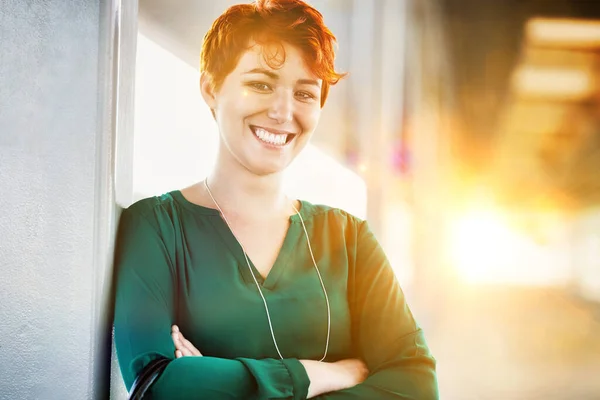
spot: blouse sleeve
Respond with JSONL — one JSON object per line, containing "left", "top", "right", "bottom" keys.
{"left": 113, "top": 205, "right": 310, "bottom": 400}
{"left": 315, "top": 220, "right": 439, "bottom": 399}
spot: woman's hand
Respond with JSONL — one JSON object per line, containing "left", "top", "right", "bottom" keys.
{"left": 331, "top": 358, "right": 369, "bottom": 389}
{"left": 300, "top": 358, "right": 369, "bottom": 398}
{"left": 171, "top": 325, "right": 202, "bottom": 358}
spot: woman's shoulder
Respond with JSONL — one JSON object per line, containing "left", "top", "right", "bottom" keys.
{"left": 124, "top": 191, "right": 177, "bottom": 216}
{"left": 299, "top": 200, "right": 366, "bottom": 232}
{"left": 119, "top": 191, "right": 188, "bottom": 232}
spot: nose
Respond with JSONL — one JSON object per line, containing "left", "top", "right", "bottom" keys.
{"left": 267, "top": 88, "right": 293, "bottom": 124}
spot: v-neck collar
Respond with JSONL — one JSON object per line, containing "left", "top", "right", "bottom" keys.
{"left": 208, "top": 210, "right": 303, "bottom": 291}
{"left": 170, "top": 190, "right": 314, "bottom": 290}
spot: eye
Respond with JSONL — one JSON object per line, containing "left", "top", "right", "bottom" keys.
{"left": 295, "top": 91, "right": 317, "bottom": 101}
{"left": 247, "top": 82, "right": 273, "bottom": 92}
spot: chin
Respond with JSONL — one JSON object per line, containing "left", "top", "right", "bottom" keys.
{"left": 252, "top": 164, "right": 288, "bottom": 177}
{"left": 248, "top": 158, "right": 293, "bottom": 176}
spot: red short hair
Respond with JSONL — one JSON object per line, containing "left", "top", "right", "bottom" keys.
{"left": 200, "top": 0, "right": 346, "bottom": 107}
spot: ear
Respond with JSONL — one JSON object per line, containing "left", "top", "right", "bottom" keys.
{"left": 200, "top": 72, "right": 217, "bottom": 111}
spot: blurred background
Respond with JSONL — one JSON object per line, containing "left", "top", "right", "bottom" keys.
{"left": 129, "top": 0, "right": 600, "bottom": 398}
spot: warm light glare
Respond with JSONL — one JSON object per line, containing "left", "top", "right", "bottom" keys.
{"left": 512, "top": 66, "right": 595, "bottom": 100}
{"left": 447, "top": 208, "right": 573, "bottom": 285}
{"left": 448, "top": 210, "right": 516, "bottom": 283}
{"left": 527, "top": 17, "right": 600, "bottom": 49}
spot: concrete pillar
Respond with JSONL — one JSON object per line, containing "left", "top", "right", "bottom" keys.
{"left": 0, "top": 0, "right": 135, "bottom": 398}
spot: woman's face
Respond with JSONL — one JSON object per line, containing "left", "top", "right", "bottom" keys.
{"left": 201, "top": 42, "right": 323, "bottom": 176}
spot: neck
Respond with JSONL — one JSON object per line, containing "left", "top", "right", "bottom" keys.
{"left": 205, "top": 159, "right": 293, "bottom": 222}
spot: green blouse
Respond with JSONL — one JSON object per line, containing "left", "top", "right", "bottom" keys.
{"left": 113, "top": 190, "right": 438, "bottom": 399}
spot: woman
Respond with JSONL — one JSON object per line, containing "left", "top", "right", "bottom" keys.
{"left": 113, "top": 0, "right": 438, "bottom": 398}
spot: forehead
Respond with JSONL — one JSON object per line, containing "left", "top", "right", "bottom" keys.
{"left": 233, "top": 41, "right": 319, "bottom": 81}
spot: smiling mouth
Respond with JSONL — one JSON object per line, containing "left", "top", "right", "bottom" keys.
{"left": 250, "top": 125, "right": 297, "bottom": 147}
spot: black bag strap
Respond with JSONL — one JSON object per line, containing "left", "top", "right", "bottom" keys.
{"left": 128, "top": 357, "right": 171, "bottom": 400}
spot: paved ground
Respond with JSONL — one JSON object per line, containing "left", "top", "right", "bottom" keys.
{"left": 419, "top": 285, "right": 600, "bottom": 399}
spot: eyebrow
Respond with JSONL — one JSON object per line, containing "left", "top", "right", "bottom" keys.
{"left": 243, "top": 68, "right": 321, "bottom": 87}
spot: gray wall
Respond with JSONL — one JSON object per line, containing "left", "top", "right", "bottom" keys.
{"left": 0, "top": 0, "right": 121, "bottom": 398}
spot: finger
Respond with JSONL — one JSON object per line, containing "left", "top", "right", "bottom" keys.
{"left": 175, "top": 330, "right": 202, "bottom": 357}
{"left": 172, "top": 332, "right": 189, "bottom": 357}
{"left": 172, "top": 328, "right": 202, "bottom": 357}
{"left": 181, "top": 336, "right": 202, "bottom": 356}
{"left": 171, "top": 332, "right": 182, "bottom": 348}
{"left": 178, "top": 342, "right": 194, "bottom": 357}
{"left": 175, "top": 349, "right": 183, "bottom": 358}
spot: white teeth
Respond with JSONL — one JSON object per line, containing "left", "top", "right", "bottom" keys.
{"left": 254, "top": 128, "right": 288, "bottom": 146}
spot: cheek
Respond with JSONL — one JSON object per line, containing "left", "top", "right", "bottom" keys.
{"left": 216, "top": 98, "right": 248, "bottom": 130}
{"left": 298, "top": 106, "right": 322, "bottom": 132}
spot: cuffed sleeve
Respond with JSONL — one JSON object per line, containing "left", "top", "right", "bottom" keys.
{"left": 239, "top": 357, "right": 310, "bottom": 400}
